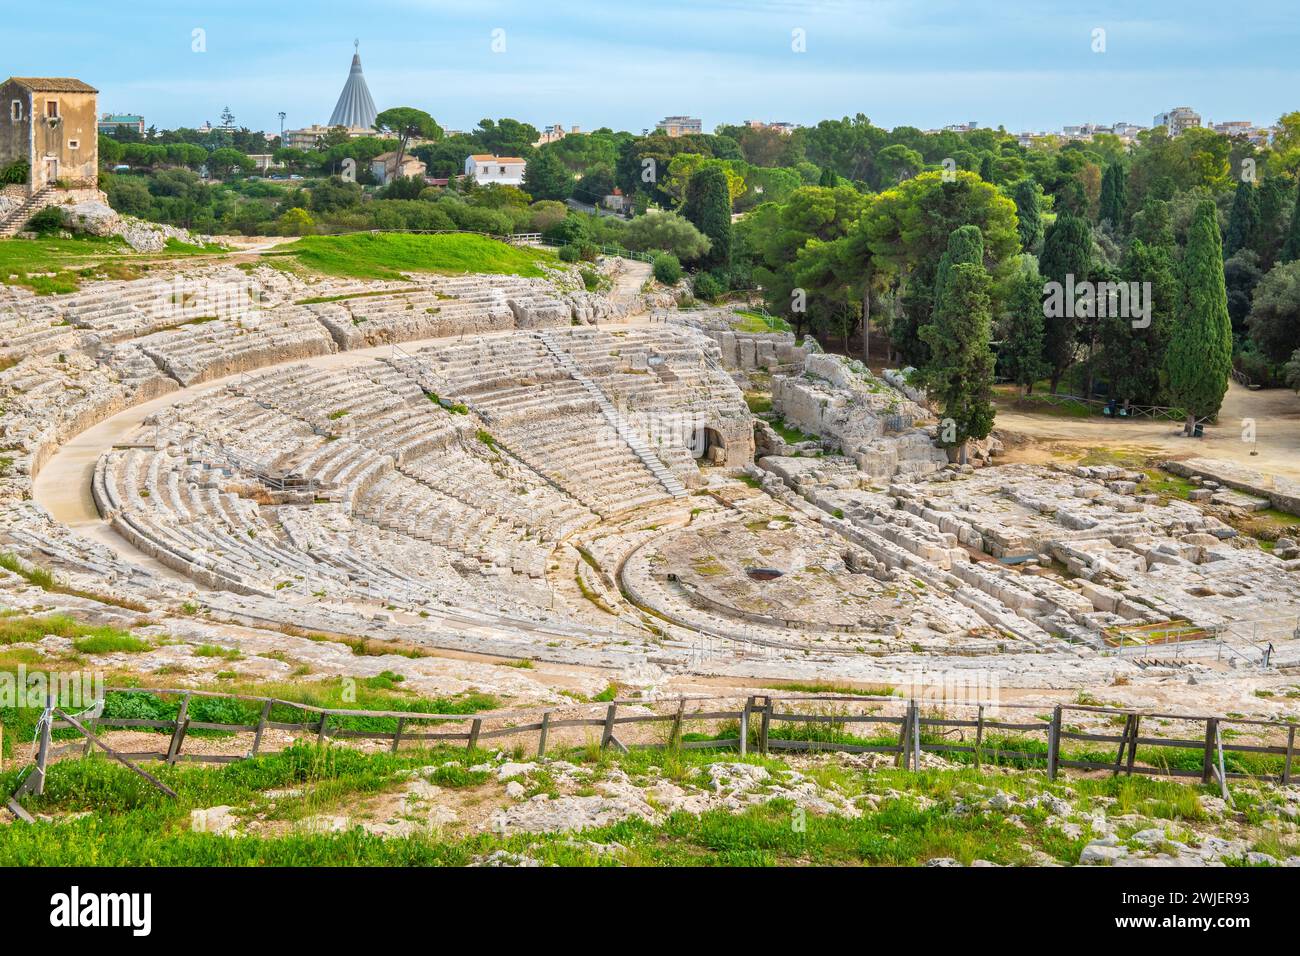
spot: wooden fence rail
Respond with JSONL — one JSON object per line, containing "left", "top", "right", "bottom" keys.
{"left": 7, "top": 689, "right": 1295, "bottom": 820}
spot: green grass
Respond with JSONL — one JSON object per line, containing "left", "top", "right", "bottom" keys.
{"left": 770, "top": 418, "right": 819, "bottom": 445}
{"left": 0, "top": 234, "right": 222, "bottom": 294}
{"left": 276, "top": 233, "right": 557, "bottom": 281}
{"left": 71, "top": 632, "right": 152, "bottom": 655}
{"left": 732, "top": 309, "right": 792, "bottom": 334}
{"left": 744, "top": 392, "right": 773, "bottom": 414}
{"left": 0, "top": 734, "right": 1279, "bottom": 867}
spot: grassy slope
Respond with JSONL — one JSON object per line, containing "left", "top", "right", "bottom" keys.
{"left": 0, "top": 235, "right": 223, "bottom": 294}
{"left": 0, "top": 741, "right": 1287, "bottom": 866}
{"left": 275, "top": 233, "right": 557, "bottom": 281}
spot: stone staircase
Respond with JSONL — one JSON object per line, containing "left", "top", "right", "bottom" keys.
{"left": 0, "top": 186, "right": 55, "bottom": 239}
{"left": 538, "top": 330, "right": 688, "bottom": 499}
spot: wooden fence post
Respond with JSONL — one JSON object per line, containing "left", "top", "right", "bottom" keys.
{"left": 537, "top": 711, "right": 550, "bottom": 757}
{"left": 895, "top": 703, "right": 911, "bottom": 770}
{"left": 759, "top": 699, "right": 772, "bottom": 756}
{"left": 974, "top": 705, "right": 985, "bottom": 770}
{"left": 1113, "top": 714, "right": 1134, "bottom": 777}
{"left": 250, "top": 699, "right": 273, "bottom": 758}
{"left": 33, "top": 694, "right": 53, "bottom": 797}
{"left": 1047, "top": 706, "right": 1062, "bottom": 781}
{"left": 670, "top": 698, "right": 685, "bottom": 751}
{"left": 911, "top": 701, "right": 922, "bottom": 769}
{"left": 1283, "top": 725, "right": 1295, "bottom": 786}
{"left": 739, "top": 697, "right": 753, "bottom": 756}
{"left": 1201, "top": 718, "right": 1218, "bottom": 784}
{"left": 165, "top": 694, "right": 191, "bottom": 766}
{"left": 600, "top": 704, "right": 617, "bottom": 749}
{"left": 391, "top": 718, "right": 405, "bottom": 755}
{"left": 316, "top": 713, "right": 330, "bottom": 746}
{"left": 1125, "top": 715, "right": 1140, "bottom": 776}
{"left": 467, "top": 718, "right": 482, "bottom": 751}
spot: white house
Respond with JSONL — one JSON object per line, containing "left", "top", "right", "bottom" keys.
{"left": 464, "top": 154, "right": 526, "bottom": 187}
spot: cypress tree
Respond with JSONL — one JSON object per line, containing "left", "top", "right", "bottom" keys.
{"left": 1166, "top": 200, "right": 1233, "bottom": 434}
{"left": 1011, "top": 178, "right": 1043, "bottom": 251}
{"left": 999, "top": 256, "right": 1048, "bottom": 396}
{"left": 1099, "top": 163, "right": 1127, "bottom": 228}
{"left": 1038, "top": 212, "right": 1092, "bottom": 392}
{"left": 920, "top": 249, "right": 996, "bottom": 463}
{"left": 979, "top": 153, "right": 996, "bottom": 184}
{"left": 683, "top": 165, "right": 733, "bottom": 273}
{"left": 1281, "top": 180, "right": 1300, "bottom": 265}
{"left": 1224, "top": 180, "right": 1259, "bottom": 256}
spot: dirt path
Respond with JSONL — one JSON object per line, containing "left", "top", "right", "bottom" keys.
{"left": 994, "top": 382, "right": 1300, "bottom": 480}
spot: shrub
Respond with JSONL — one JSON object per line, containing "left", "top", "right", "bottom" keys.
{"left": 558, "top": 244, "right": 581, "bottom": 263}
{"left": 652, "top": 252, "right": 682, "bottom": 286}
{"left": 691, "top": 270, "right": 724, "bottom": 301}
{"left": 0, "top": 160, "right": 30, "bottom": 185}
{"left": 26, "top": 205, "right": 67, "bottom": 234}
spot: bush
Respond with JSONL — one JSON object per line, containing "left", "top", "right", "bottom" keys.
{"left": 652, "top": 252, "right": 682, "bottom": 285}
{"left": 691, "top": 270, "right": 724, "bottom": 301}
{"left": 558, "top": 244, "right": 581, "bottom": 263}
{"left": 25, "top": 205, "right": 66, "bottom": 234}
{"left": 579, "top": 267, "right": 600, "bottom": 291}
{"left": 0, "top": 160, "right": 30, "bottom": 185}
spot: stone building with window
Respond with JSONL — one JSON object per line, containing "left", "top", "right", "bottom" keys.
{"left": 1, "top": 77, "right": 99, "bottom": 193}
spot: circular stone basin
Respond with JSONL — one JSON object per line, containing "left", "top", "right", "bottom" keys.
{"left": 746, "top": 567, "right": 784, "bottom": 581}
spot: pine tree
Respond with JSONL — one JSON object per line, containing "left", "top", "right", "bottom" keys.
{"left": 920, "top": 229, "right": 997, "bottom": 462}
{"left": 522, "top": 148, "right": 573, "bottom": 202}
{"left": 683, "top": 165, "right": 733, "bottom": 273}
{"left": 1011, "top": 178, "right": 1043, "bottom": 251}
{"left": 999, "top": 257, "right": 1048, "bottom": 396}
{"left": 1281, "top": 180, "right": 1300, "bottom": 265}
{"left": 1166, "top": 200, "right": 1233, "bottom": 434}
{"left": 1099, "top": 163, "right": 1127, "bottom": 228}
{"left": 1224, "top": 180, "right": 1259, "bottom": 256}
{"left": 1038, "top": 212, "right": 1092, "bottom": 392}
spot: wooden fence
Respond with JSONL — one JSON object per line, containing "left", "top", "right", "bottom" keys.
{"left": 6, "top": 689, "right": 1295, "bottom": 819}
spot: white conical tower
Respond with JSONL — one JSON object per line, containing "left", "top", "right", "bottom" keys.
{"left": 328, "top": 40, "right": 378, "bottom": 130}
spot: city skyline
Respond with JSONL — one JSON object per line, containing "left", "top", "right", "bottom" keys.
{"left": 2, "top": 0, "right": 1298, "bottom": 136}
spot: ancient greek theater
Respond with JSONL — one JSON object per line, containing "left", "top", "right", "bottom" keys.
{"left": 5, "top": 245, "right": 1298, "bottom": 704}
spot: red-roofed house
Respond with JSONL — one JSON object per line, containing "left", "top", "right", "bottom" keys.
{"left": 464, "top": 154, "right": 526, "bottom": 187}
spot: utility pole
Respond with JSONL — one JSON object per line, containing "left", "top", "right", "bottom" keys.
{"left": 278, "top": 111, "right": 286, "bottom": 147}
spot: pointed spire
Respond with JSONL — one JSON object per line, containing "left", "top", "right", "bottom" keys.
{"left": 329, "top": 42, "right": 377, "bottom": 130}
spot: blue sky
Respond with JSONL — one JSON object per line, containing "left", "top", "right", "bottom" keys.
{"left": 3, "top": 0, "right": 1297, "bottom": 135}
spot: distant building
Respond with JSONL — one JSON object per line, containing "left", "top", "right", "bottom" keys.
{"left": 245, "top": 154, "right": 283, "bottom": 174}
{"left": 534, "top": 124, "right": 580, "bottom": 146}
{"left": 744, "top": 119, "right": 800, "bottom": 134}
{"left": 656, "top": 115, "right": 702, "bottom": 137}
{"left": 1153, "top": 107, "right": 1201, "bottom": 137}
{"left": 283, "top": 124, "right": 372, "bottom": 150}
{"left": 0, "top": 76, "right": 99, "bottom": 193}
{"left": 370, "top": 151, "right": 427, "bottom": 185}
{"left": 465, "top": 154, "right": 526, "bottom": 187}
{"left": 98, "top": 113, "right": 145, "bottom": 137}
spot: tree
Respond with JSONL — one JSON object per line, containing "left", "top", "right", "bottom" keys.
{"left": 522, "top": 148, "right": 572, "bottom": 202}
{"left": 919, "top": 238, "right": 996, "bottom": 462}
{"left": 1224, "top": 180, "right": 1259, "bottom": 256}
{"left": 1038, "top": 212, "right": 1092, "bottom": 392}
{"left": 998, "top": 256, "right": 1048, "bottom": 396}
{"left": 207, "top": 147, "right": 251, "bottom": 179}
{"left": 1246, "top": 259, "right": 1300, "bottom": 362}
{"left": 853, "top": 170, "right": 1019, "bottom": 367}
{"left": 620, "top": 210, "right": 711, "bottom": 262}
{"left": 373, "top": 107, "right": 442, "bottom": 182}
{"left": 1131, "top": 197, "right": 1176, "bottom": 250}
{"left": 1099, "top": 163, "right": 1127, "bottom": 227}
{"left": 1011, "top": 178, "right": 1043, "bottom": 252}
{"left": 1282, "top": 180, "right": 1300, "bottom": 265}
{"left": 1101, "top": 239, "right": 1180, "bottom": 406}
{"left": 276, "top": 207, "right": 315, "bottom": 236}
{"left": 1167, "top": 200, "right": 1233, "bottom": 434}
{"left": 682, "top": 165, "right": 733, "bottom": 272}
